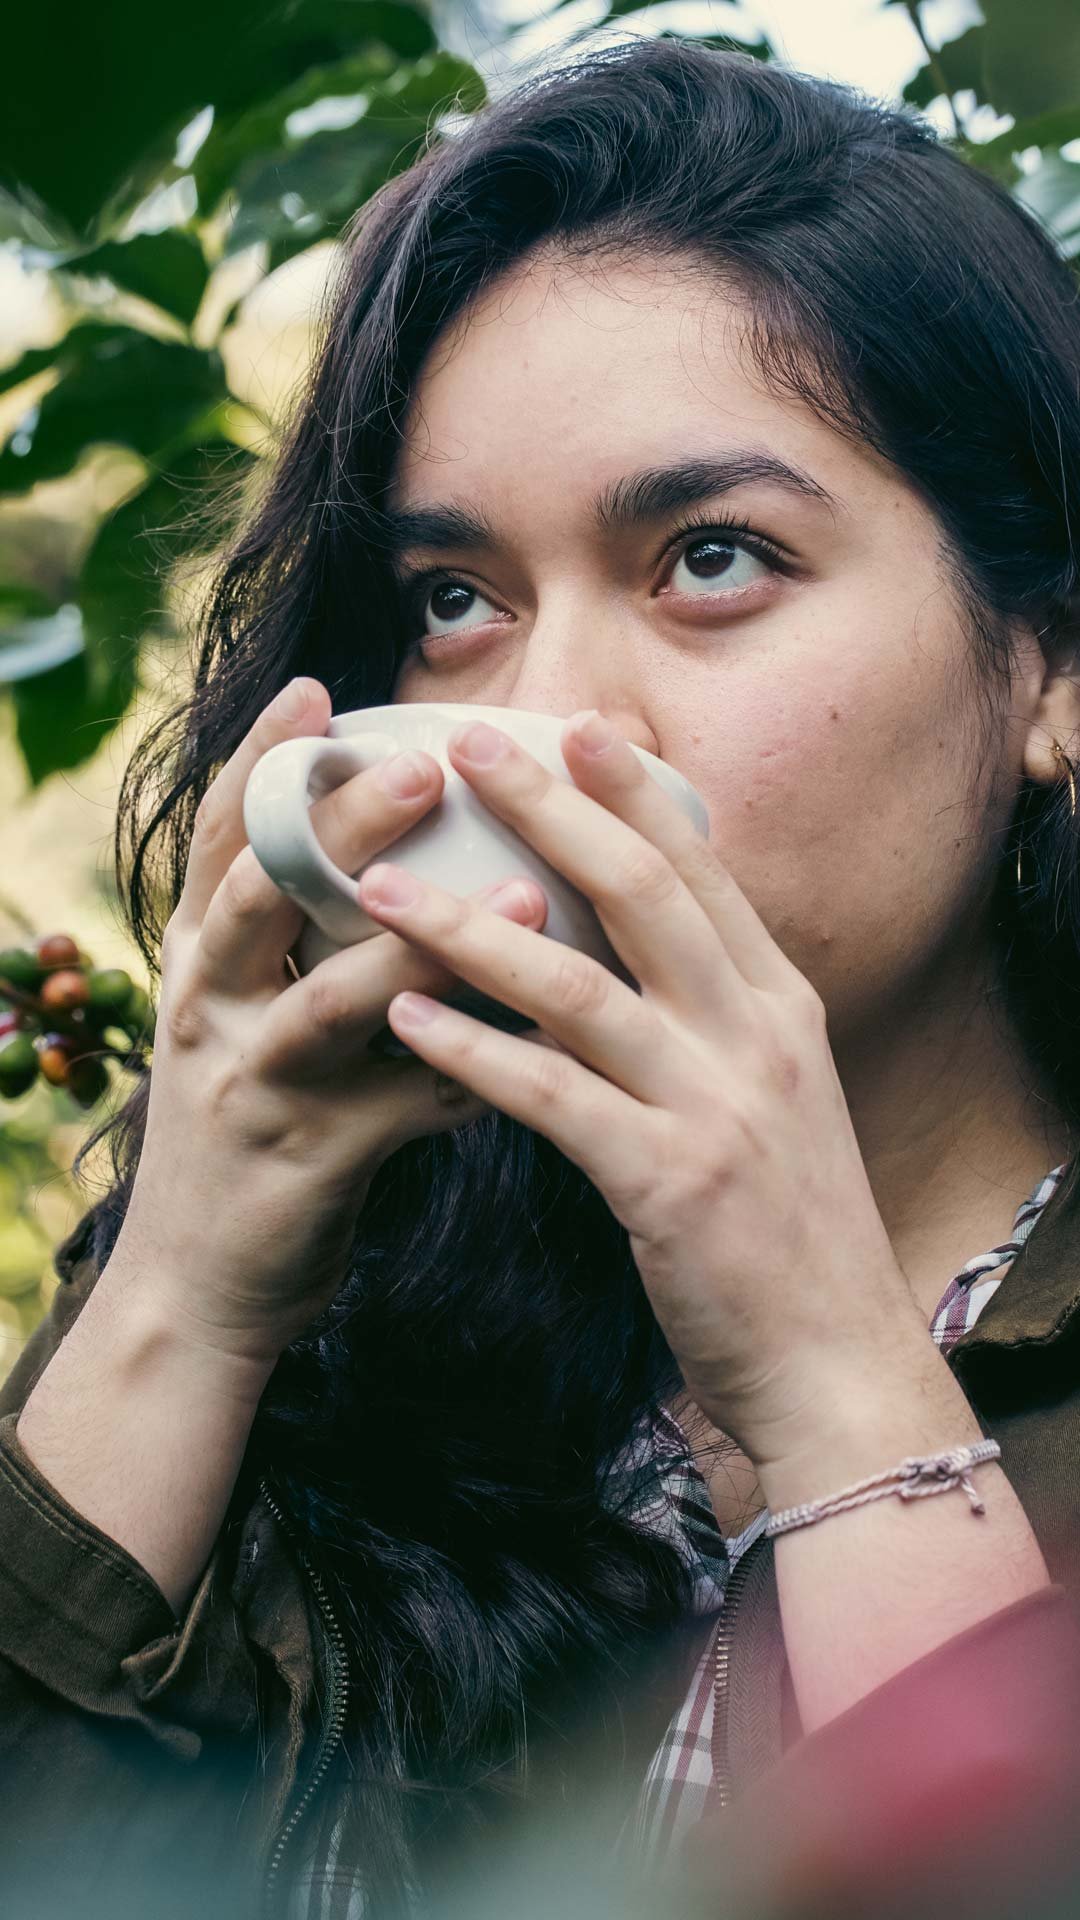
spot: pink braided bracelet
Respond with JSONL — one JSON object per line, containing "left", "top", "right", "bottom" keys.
{"left": 764, "top": 1439, "right": 1003, "bottom": 1537}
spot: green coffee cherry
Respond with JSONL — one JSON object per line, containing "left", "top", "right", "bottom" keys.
{"left": 124, "top": 984, "right": 156, "bottom": 1044}
{"left": 0, "top": 1031, "right": 39, "bottom": 1097}
{"left": 86, "top": 968, "right": 134, "bottom": 1018}
{"left": 66, "top": 1055, "right": 110, "bottom": 1110}
{"left": 0, "top": 948, "right": 44, "bottom": 994}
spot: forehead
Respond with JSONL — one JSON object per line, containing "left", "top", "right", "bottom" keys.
{"left": 388, "top": 250, "right": 881, "bottom": 508}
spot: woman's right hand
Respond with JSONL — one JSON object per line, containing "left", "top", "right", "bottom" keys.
{"left": 111, "top": 677, "right": 548, "bottom": 1370}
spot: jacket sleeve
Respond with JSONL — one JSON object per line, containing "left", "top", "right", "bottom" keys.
{"left": 684, "top": 1582, "right": 1080, "bottom": 1918}
{"left": 0, "top": 1212, "right": 267, "bottom": 1919}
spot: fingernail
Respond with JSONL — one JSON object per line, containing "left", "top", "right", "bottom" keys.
{"left": 361, "top": 864, "right": 421, "bottom": 909}
{"left": 379, "top": 751, "right": 430, "bottom": 799}
{"left": 392, "top": 992, "right": 440, "bottom": 1028}
{"left": 572, "top": 710, "right": 617, "bottom": 756}
{"left": 278, "top": 677, "right": 314, "bottom": 719}
{"left": 451, "top": 721, "right": 510, "bottom": 766}
{"left": 484, "top": 880, "right": 537, "bottom": 916}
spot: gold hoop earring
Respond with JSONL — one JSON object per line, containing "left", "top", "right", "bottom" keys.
{"left": 1016, "top": 738, "right": 1078, "bottom": 892}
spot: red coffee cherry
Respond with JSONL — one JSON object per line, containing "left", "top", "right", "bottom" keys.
{"left": 34, "top": 1032, "right": 77, "bottom": 1086}
{"left": 39, "top": 968, "right": 90, "bottom": 1012}
{"left": 34, "top": 933, "right": 81, "bottom": 972}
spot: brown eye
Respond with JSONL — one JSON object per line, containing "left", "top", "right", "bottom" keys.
{"left": 422, "top": 581, "right": 498, "bottom": 635}
{"left": 670, "top": 538, "right": 769, "bottom": 594}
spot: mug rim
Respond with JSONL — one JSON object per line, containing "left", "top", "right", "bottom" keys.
{"left": 327, "top": 702, "right": 706, "bottom": 817}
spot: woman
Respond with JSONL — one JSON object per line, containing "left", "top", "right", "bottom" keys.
{"left": 3, "top": 33, "right": 1080, "bottom": 1920}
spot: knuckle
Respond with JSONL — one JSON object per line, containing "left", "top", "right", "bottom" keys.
{"left": 164, "top": 981, "right": 207, "bottom": 1054}
{"left": 203, "top": 1060, "right": 278, "bottom": 1150}
{"left": 547, "top": 949, "right": 608, "bottom": 1019}
{"left": 304, "top": 970, "right": 353, "bottom": 1040}
{"left": 522, "top": 1042, "right": 574, "bottom": 1106}
{"left": 192, "top": 788, "right": 226, "bottom": 852}
{"left": 764, "top": 1037, "right": 802, "bottom": 1099}
{"left": 220, "top": 851, "right": 270, "bottom": 923}
{"left": 609, "top": 842, "right": 679, "bottom": 911}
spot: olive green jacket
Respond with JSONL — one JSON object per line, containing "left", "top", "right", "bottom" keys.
{"left": 3, "top": 1165, "right": 1080, "bottom": 1920}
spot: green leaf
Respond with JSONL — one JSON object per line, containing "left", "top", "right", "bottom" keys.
{"left": 80, "top": 438, "right": 250, "bottom": 668}
{"left": 903, "top": 24, "right": 989, "bottom": 111}
{"left": 8, "top": 437, "right": 250, "bottom": 784}
{"left": 60, "top": 231, "right": 209, "bottom": 328}
{"left": 0, "top": 584, "right": 55, "bottom": 625}
{"left": 972, "top": 106, "right": 1080, "bottom": 165}
{"left": 226, "top": 129, "right": 406, "bottom": 257}
{"left": 902, "top": 1, "right": 1080, "bottom": 121}
{"left": 0, "top": 606, "right": 83, "bottom": 684}
{"left": 194, "top": 50, "right": 398, "bottom": 215}
{"left": 10, "top": 642, "right": 138, "bottom": 789}
{"left": 1, "top": 1, "right": 436, "bottom": 236}
{"left": 1014, "top": 151, "right": 1080, "bottom": 255}
{"left": 0, "top": 321, "right": 134, "bottom": 400}
{"left": 979, "top": 0, "right": 1080, "bottom": 121}
{"left": 0, "top": 332, "right": 224, "bottom": 494}
{"left": 224, "top": 52, "right": 487, "bottom": 256}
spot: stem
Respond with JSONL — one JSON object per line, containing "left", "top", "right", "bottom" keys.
{"left": 0, "top": 890, "right": 37, "bottom": 937}
{"left": 902, "top": 0, "right": 963, "bottom": 139}
{"left": 0, "top": 973, "right": 137, "bottom": 1065}
{"left": 0, "top": 975, "right": 44, "bottom": 1016}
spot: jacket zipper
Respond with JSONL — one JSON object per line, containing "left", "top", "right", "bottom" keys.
{"left": 712, "top": 1530, "right": 766, "bottom": 1808}
{"left": 258, "top": 1477, "right": 351, "bottom": 1918}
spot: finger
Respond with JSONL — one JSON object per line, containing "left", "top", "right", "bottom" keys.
{"left": 443, "top": 719, "right": 744, "bottom": 1022}
{"left": 194, "top": 747, "right": 447, "bottom": 997}
{"left": 448, "top": 716, "right": 797, "bottom": 1003}
{"left": 257, "top": 875, "right": 548, "bottom": 1080}
{"left": 560, "top": 713, "right": 803, "bottom": 995}
{"left": 380, "top": 989, "right": 652, "bottom": 1207}
{"left": 175, "top": 678, "right": 333, "bottom": 932}
{"left": 357, "top": 864, "right": 686, "bottom": 1105}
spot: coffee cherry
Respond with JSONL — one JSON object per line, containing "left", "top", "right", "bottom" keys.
{"left": 0, "top": 1012, "right": 18, "bottom": 1043}
{"left": 85, "top": 968, "right": 133, "bottom": 1018}
{"left": 124, "top": 984, "right": 156, "bottom": 1045}
{"left": 35, "top": 933, "right": 81, "bottom": 971}
{"left": 0, "top": 1031, "right": 39, "bottom": 1098}
{"left": 0, "top": 947, "right": 45, "bottom": 993}
{"left": 66, "top": 1054, "right": 110, "bottom": 1109}
{"left": 34, "top": 1032, "right": 77, "bottom": 1086}
{"left": 40, "top": 968, "right": 90, "bottom": 1012}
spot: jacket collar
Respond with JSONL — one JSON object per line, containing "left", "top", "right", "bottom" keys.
{"left": 948, "top": 1149, "right": 1080, "bottom": 1368}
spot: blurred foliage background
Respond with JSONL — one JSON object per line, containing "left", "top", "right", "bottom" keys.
{"left": 0, "top": 0, "right": 1078, "bottom": 1379}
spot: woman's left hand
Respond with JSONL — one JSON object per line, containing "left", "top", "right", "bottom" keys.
{"left": 357, "top": 710, "right": 929, "bottom": 1471}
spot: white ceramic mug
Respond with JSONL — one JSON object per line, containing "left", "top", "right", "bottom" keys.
{"left": 242, "top": 702, "right": 709, "bottom": 1053}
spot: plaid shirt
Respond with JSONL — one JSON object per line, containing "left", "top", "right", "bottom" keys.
{"left": 632, "top": 1159, "right": 1068, "bottom": 1858}
{"left": 291, "top": 1161, "right": 1066, "bottom": 1917}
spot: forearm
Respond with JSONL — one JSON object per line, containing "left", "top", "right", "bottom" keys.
{"left": 755, "top": 1339, "right": 1051, "bottom": 1733}
{"left": 16, "top": 1252, "right": 275, "bottom": 1616}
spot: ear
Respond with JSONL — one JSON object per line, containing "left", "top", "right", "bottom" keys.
{"left": 1021, "top": 603, "right": 1080, "bottom": 786}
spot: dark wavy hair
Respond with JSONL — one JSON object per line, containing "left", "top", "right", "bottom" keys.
{"left": 66, "top": 31, "right": 1080, "bottom": 1909}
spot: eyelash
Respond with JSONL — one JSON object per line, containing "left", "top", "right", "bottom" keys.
{"left": 396, "top": 507, "right": 794, "bottom": 636}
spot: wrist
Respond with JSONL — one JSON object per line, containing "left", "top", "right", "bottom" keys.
{"left": 731, "top": 1339, "right": 984, "bottom": 1517}
{"left": 87, "top": 1257, "right": 280, "bottom": 1410}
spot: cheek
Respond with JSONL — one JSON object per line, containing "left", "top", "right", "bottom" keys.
{"left": 680, "top": 653, "right": 973, "bottom": 1002}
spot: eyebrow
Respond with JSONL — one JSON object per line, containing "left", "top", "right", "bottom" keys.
{"left": 379, "top": 450, "right": 838, "bottom": 563}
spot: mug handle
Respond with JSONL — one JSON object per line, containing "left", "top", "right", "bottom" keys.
{"left": 242, "top": 731, "right": 403, "bottom": 947}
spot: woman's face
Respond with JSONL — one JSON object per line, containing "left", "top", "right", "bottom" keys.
{"left": 387, "top": 252, "right": 1035, "bottom": 1045}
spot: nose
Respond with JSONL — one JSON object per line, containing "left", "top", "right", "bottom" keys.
{"left": 497, "top": 620, "right": 661, "bottom": 758}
